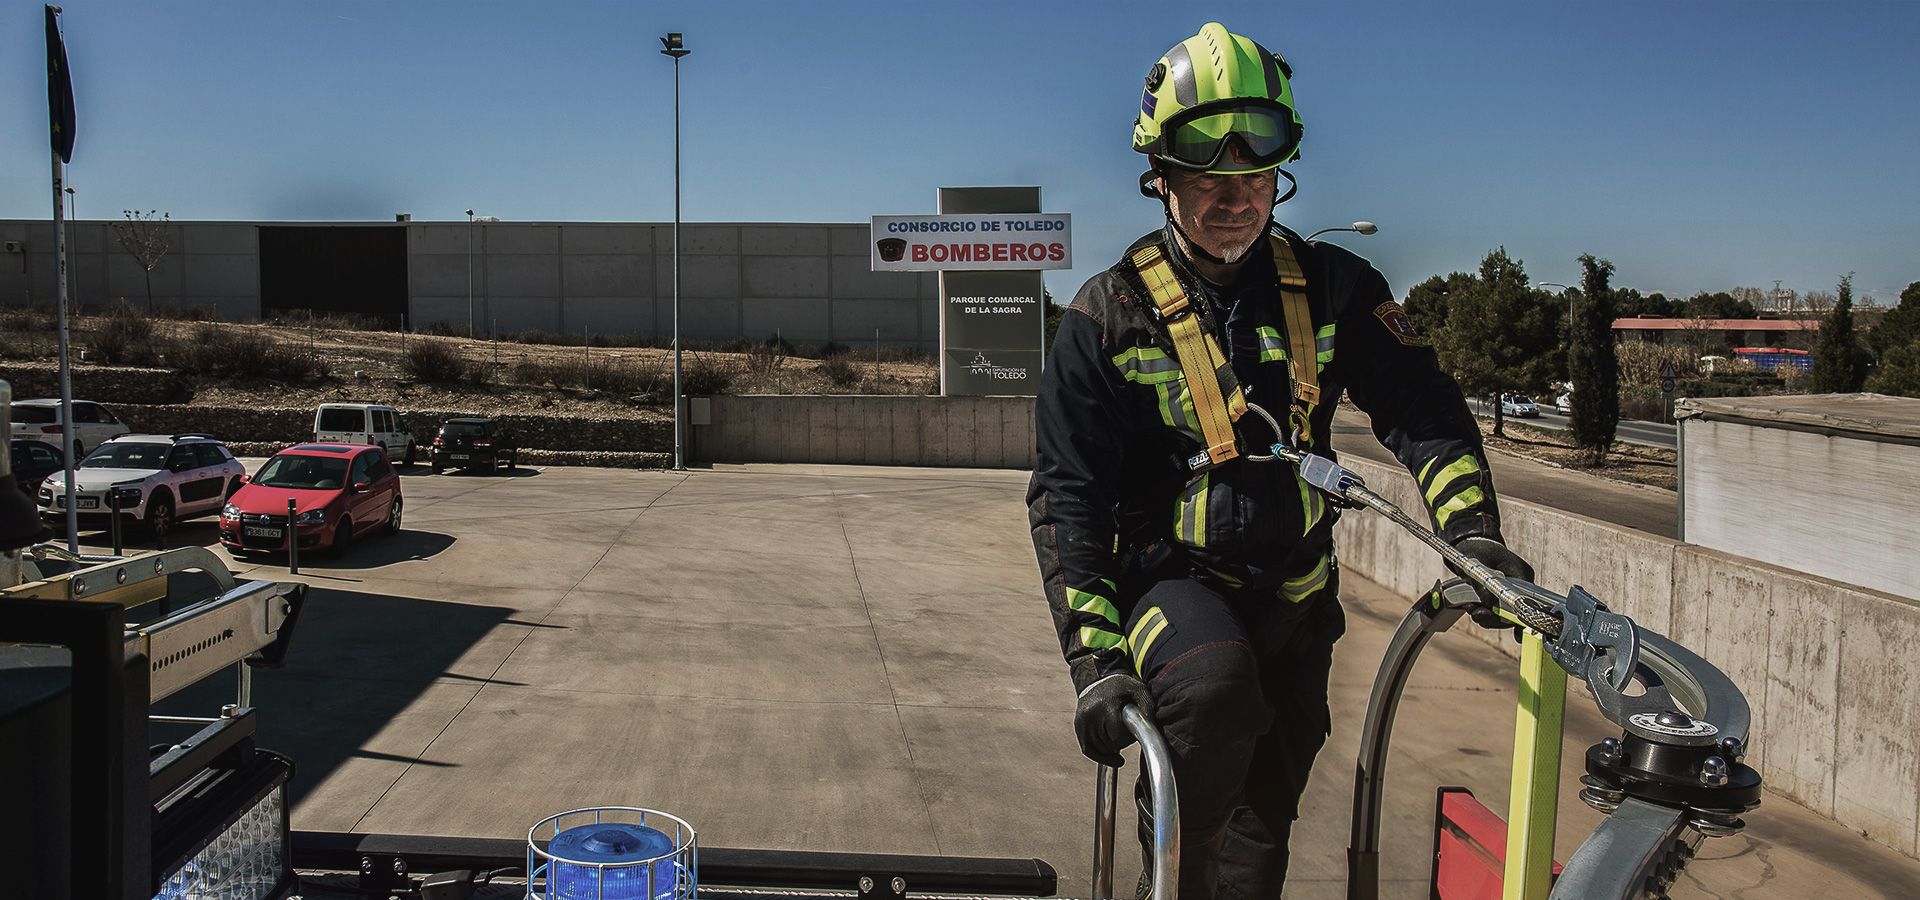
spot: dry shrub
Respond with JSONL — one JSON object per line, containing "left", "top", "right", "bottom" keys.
{"left": 91, "top": 302, "right": 168, "bottom": 365}
{"left": 404, "top": 338, "right": 470, "bottom": 383}
{"left": 680, "top": 351, "right": 736, "bottom": 395}
{"left": 171, "top": 324, "right": 327, "bottom": 380}
{"left": 817, "top": 353, "right": 865, "bottom": 390}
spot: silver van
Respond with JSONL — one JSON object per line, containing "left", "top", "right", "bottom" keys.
{"left": 313, "top": 403, "right": 418, "bottom": 465}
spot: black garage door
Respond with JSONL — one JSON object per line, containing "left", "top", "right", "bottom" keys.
{"left": 258, "top": 225, "right": 407, "bottom": 323}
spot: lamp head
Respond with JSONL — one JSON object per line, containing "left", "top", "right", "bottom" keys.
{"left": 660, "top": 33, "right": 689, "bottom": 57}
{"left": 1352, "top": 221, "right": 1377, "bottom": 235}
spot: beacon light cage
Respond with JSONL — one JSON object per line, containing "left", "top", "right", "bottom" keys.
{"left": 527, "top": 807, "right": 698, "bottom": 900}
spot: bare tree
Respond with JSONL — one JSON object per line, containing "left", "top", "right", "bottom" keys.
{"left": 111, "top": 210, "right": 172, "bottom": 310}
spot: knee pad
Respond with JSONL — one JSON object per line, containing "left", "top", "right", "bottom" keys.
{"left": 1150, "top": 640, "right": 1270, "bottom": 755}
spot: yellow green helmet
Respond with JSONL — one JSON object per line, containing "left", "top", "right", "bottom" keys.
{"left": 1132, "top": 22, "right": 1302, "bottom": 174}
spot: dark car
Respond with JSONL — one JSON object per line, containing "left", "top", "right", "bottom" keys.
{"left": 431, "top": 418, "right": 519, "bottom": 474}
{"left": 10, "top": 437, "right": 64, "bottom": 496}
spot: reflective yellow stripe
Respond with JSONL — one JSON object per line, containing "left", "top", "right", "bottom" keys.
{"left": 1080, "top": 626, "right": 1126, "bottom": 651}
{"left": 1423, "top": 455, "right": 1482, "bottom": 507}
{"left": 1298, "top": 473, "right": 1325, "bottom": 533}
{"left": 1132, "top": 616, "right": 1171, "bottom": 677}
{"left": 1111, "top": 346, "right": 1183, "bottom": 384}
{"left": 1315, "top": 324, "right": 1337, "bottom": 366}
{"left": 1176, "top": 473, "right": 1210, "bottom": 547}
{"left": 1434, "top": 485, "right": 1486, "bottom": 529}
{"left": 1419, "top": 456, "right": 1439, "bottom": 484}
{"left": 1282, "top": 553, "right": 1331, "bottom": 603}
{"left": 1255, "top": 326, "right": 1287, "bottom": 363}
{"left": 1068, "top": 587, "right": 1121, "bottom": 628}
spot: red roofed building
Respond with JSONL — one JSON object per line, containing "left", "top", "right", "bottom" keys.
{"left": 1611, "top": 316, "right": 1821, "bottom": 345}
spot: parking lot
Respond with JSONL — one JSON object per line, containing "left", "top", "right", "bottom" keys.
{"left": 61, "top": 460, "right": 1915, "bottom": 898}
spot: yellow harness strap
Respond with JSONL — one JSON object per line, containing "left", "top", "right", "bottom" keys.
{"left": 1269, "top": 234, "right": 1320, "bottom": 444}
{"left": 1129, "top": 244, "right": 1248, "bottom": 467}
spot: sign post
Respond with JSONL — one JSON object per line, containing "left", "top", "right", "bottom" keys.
{"left": 872, "top": 188, "right": 1071, "bottom": 397}
{"left": 1659, "top": 361, "right": 1678, "bottom": 423}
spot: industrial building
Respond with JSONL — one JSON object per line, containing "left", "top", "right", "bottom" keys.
{"left": 0, "top": 219, "right": 938, "bottom": 348}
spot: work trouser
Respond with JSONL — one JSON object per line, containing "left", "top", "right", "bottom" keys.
{"left": 1124, "top": 571, "right": 1346, "bottom": 900}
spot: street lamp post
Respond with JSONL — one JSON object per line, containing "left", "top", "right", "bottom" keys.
{"left": 1304, "top": 220, "right": 1378, "bottom": 242}
{"left": 465, "top": 209, "right": 476, "bottom": 338}
{"left": 661, "top": 32, "right": 690, "bottom": 471}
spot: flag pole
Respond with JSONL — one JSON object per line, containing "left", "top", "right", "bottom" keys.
{"left": 52, "top": 152, "right": 78, "bottom": 551}
{"left": 47, "top": 5, "right": 79, "bottom": 550}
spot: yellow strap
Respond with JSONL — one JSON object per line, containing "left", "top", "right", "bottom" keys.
{"left": 1130, "top": 245, "right": 1246, "bottom": 466}
{"left": 1270, "top": 235, "right": 1320, "bottom": 408}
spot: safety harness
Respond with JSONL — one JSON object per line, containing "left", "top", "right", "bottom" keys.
{"left": 1128, "top": 233, "right": 1320, "bottom": 471}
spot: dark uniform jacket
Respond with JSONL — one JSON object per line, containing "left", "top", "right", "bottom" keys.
{"left": 1028, "top": 226, "right": 1505, "bottom": 692}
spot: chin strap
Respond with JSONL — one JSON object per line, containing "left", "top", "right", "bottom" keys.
{"left": 1140, "top": 166, "right": 1299, "bottom": 267}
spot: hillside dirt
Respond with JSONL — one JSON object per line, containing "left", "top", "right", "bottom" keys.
{"left": 6, "top": 313, "right": 939, "bottom": 419}
{"left": 1479, "top": 419, "right": 1677, "bottom": 491}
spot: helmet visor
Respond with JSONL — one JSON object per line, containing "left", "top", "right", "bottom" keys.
{"left": 1163, "top": 105, "right": 1298, "bottom": 173}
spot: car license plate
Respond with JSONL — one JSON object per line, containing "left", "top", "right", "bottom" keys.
{"left": 244, "top": 526, "right": 283, "bottom": 540}
{"left": 449, "top": 454, "right": 468, "bottom": 460}
{"left": 77, "top": 497, "right": 98, "bottom": 509}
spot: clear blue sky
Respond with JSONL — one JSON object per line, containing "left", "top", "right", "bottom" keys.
{"left": 5, "top": 1, "right": 1917, "bottom": 304}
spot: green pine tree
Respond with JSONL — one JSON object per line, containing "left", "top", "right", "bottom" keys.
{"left": 1567, "top": 254, "right": 1620, "bottom": 463}
{"left": 1808, "top": 274, "right": 1869, "bottom": 393}
{"left": 1432, "top": 248, "right": 1561, "bottom": 437}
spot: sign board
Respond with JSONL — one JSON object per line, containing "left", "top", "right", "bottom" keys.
{"left": 891, "top": 187, "right": 1060, "bottom": 397}
{"left": 1661, "top": 378, "right": 1676, "bottom": 394}
{"left": 870, "top": 213, "right": 1072, "bottom": 272}
{"left": 1659, "top": 362, "right": 1679, "bottom": 380}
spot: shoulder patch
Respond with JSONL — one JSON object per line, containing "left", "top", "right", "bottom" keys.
{"left": 1372, "top": 301, "right": 1430, "bottom": 346}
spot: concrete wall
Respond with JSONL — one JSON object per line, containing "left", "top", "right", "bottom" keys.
{"left": 1332, "top": 453, "right": 1920, "bottom": 859}
{"left": 2, "top": 220, "right": 938, "bottom": 347}
{"left": 0, "top": 219, "right": 259, "bottom": 321}
{"left": 1683, "top": 417, "right": 1919, "bottom": 601}
{"left": 690, "top": 395, "right": 1033, "bottom": 468}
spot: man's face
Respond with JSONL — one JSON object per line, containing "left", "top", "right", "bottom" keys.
{"left": 1162, "top": 165, "right": 1277, "bottom": 264}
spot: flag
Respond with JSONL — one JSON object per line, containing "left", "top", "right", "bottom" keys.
{"left": 46, "top": 5, "right": 76, "bottom": 163}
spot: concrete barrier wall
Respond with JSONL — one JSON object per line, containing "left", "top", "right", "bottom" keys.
{"left": 691, "top": 395, "right": 1034, "bottom": 469}
{"left": 3, "top": 220, "right": 937, "bottom": 346}
{"left": 1332, "top": 454, "right": 1920, "bottom": 859}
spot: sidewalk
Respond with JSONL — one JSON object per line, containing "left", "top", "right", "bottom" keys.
{"left": 129, "top": 462, "right": 1913, "bottom": 898}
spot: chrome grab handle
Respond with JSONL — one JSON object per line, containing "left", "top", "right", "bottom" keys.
{"left": 1092, "top": 704, "right": 1180, "bottom": 900}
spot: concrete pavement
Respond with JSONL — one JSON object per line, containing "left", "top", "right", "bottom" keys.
{"left": 113, "top": 461, "right": 1914, "bottom": 897}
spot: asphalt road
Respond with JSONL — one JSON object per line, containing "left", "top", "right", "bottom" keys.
{"left": 1332, "top": 410, "right": 1678, "bottom": 537}
{"left": 1463, "top": 397, "right": 1676, "bottom": 448}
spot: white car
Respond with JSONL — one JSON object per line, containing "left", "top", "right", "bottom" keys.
{"left": 39, "top": 434, "right": 246, "bottom": 538}
{"left": 9, "top": 398, "right": 131, "bottom": 460}
{"left": 1555, "top": 393, "right": 1573, "bottom": 413}
{"left": 1499, "top": 394, "right": 1541, "bottom": 418}
{"left": 314, "top": 403, "right": 418, "bottom": 465}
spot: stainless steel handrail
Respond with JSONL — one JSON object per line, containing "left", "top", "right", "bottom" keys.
{"left": 1091, "top": 705, "right": 1180, "bottom": 900}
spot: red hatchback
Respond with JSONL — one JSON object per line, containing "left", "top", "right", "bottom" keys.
{"left": 219, "top": 443, "right": 402, "bottom": 556}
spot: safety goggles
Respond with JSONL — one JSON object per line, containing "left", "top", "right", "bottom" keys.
{"left": 1153, "top": 100, "right": 1300, "bottom": 174}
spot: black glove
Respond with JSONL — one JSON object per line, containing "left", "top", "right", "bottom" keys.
{"left": 1074, "top": 673, "right": 1157, "bottom": 767}
{"left": 1451, "top": 536, "right": 1535, "bottom": 631}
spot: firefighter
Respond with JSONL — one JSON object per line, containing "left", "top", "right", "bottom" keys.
{"left": 1027, "top": 22, "right": 1533, "bottom": 898}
